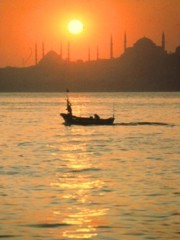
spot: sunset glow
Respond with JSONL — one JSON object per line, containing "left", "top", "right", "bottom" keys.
{"left": 0, "top": 0, "right": 180, "bottom": 66}
{"left": 68, "top": 19, "right": 84, "bottom": 35}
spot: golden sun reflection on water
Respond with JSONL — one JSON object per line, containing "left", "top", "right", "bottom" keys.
{"left": 62, "top": 207, "right": 109, "bottom": 239}
{"left": 50, "top": 146, "right": 109, "bottom": 239}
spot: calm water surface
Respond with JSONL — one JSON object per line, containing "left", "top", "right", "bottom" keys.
{"left": 0, "top": 92, "right": 180, "bottom": 240}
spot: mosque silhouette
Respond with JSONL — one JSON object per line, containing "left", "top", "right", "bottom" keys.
{"left": 0, "top": 33, "right": 180, "bottom": 91}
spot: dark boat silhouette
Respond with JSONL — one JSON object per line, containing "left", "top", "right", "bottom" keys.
{"left": 60, "top": 95, "right": 115, "bottom": 126}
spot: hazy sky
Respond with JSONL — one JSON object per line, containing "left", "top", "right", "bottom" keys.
{"left": 0, "top": 0, "right": 180, "bottom": 67}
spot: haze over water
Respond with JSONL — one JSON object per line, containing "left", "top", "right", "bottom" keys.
{"left": 0, "top": 92, "right": 180, "bottom": 240}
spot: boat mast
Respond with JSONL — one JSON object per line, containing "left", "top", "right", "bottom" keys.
{"left": 66, "top": 89, "right": 72, "bottom": 115}
{"left": 113, "top": 103, "right": 115, "bottom": 118}
{"left": 66, "top": 89, "right": 70, "bottom": 100}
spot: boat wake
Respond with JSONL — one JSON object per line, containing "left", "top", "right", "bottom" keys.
{"left": 114, "top": 122, "right": 175, "bottom": 127}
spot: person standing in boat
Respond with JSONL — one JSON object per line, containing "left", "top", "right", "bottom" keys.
{"left": 66, "top": 98, "right": 72, "bottom": 116}
{"left": 94, "top": 114, "right": 100, "bottom": 120}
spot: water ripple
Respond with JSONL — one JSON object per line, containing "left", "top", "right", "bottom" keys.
{"left": 0, "top": 235, "right": 20, "bottom": 238}
{"left": 1, "top": 92, "right": 179, "bottom": 240}
{"left": 27, "top": 223, "right": 71, "bottom": 228}
{"left": 115, "top": 121, "right": 174, "bottom": 126}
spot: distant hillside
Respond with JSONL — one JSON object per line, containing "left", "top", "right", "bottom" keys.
{"left": 0, "top": 38, "right": 180, "bottom": 92}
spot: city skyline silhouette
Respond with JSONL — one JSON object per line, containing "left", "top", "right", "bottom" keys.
{"left": 0, "top": 0, "right": 180, "bottom": 67}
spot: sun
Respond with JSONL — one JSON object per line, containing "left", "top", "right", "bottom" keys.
{"left": 68, "top": 19, "right": 84, "bottom": 35}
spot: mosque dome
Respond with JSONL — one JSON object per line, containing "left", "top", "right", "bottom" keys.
{"left": 133, "top": 37, "right": 156, "bottom": 49}
{"left": 175, "top": 45, "right": 180, "bottom": 55}
{"left": 39, "top": 51, "right": 61, "bottom": 66}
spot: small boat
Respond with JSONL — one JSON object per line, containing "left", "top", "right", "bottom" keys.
{"left": 60, "top": 95, "right": 115, "bottom": 126}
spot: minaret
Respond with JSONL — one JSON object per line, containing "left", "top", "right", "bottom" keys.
{"left": 96, "top": 45, "right": 99, "bottom": 60}
{"left": 88, "top": 47, "right": 91, "bottom": 62}
{"left": 60, "top": 42, "right": 63, "bottom": 59}
{"left": 35, "top": 42, "right": 38, "bottom": 65}
{"left": 124, "top": 32, "right": 127, "bottom": 53}
{"left": 162, "top": 32, "right": 165, "bottom": 51}
{"left": 67, "top": 42, "right": 70, "bottom": 63}
{"left": 110, "top": 34, "right": 113, "bottom": 59}
{"left": 42, "top": 42, "right": 45, "bottom": 59}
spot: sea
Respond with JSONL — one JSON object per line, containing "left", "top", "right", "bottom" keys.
{"left": 0, "top": 92, "right": 180, "bottom": 240}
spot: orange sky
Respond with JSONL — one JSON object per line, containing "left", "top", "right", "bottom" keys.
{"left": 0, "top": 0, "right": 180, "bottom": 67}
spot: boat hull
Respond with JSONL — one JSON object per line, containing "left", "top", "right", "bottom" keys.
{"left": 60, "top": 113, "right": 114, "bottom": 126}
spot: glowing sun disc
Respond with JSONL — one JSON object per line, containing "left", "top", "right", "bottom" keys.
{"left": 68, "top": 19, "right": 83, "bottom": 34}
